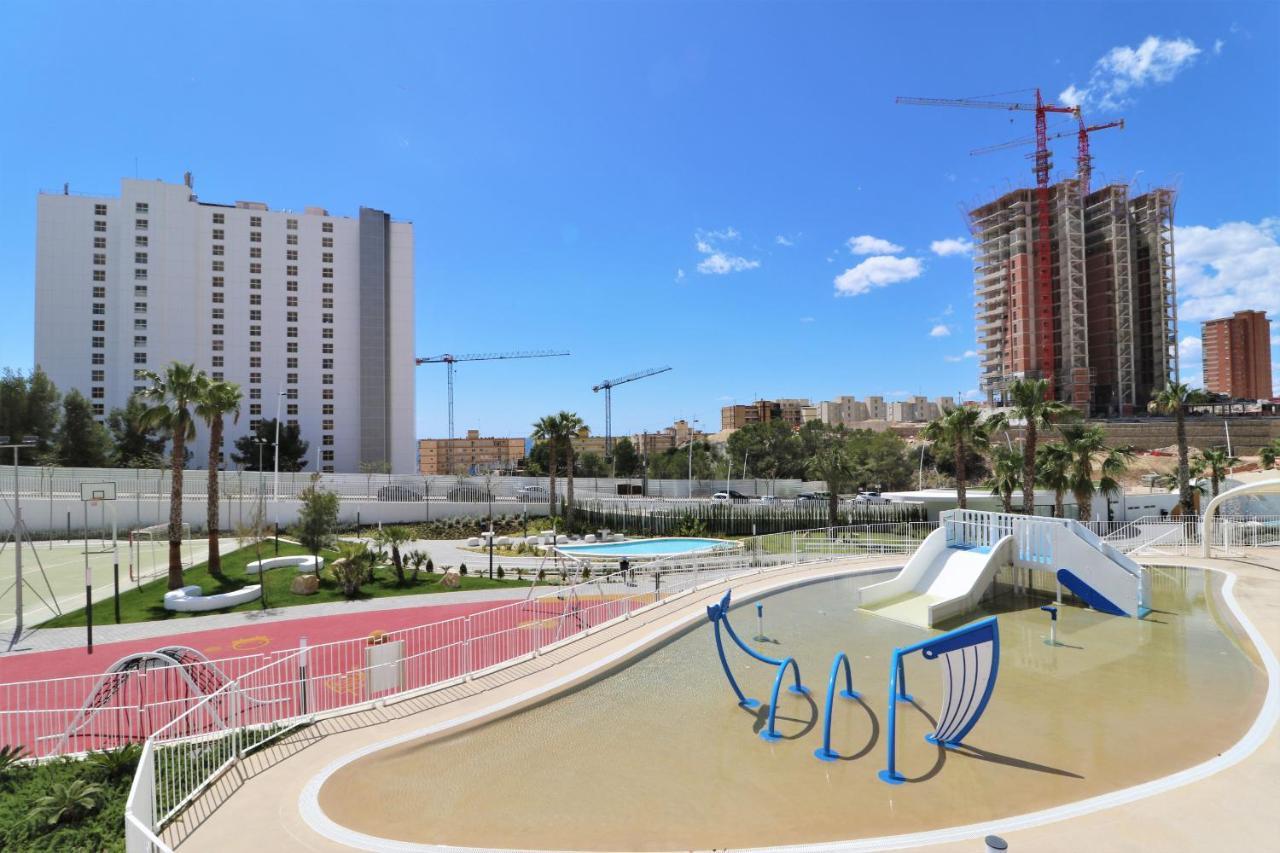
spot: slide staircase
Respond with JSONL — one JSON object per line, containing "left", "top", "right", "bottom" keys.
{"left": 857, "top": 510, "right": 1148, "bottom": 628}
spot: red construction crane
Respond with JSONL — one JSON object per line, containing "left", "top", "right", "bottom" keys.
{"left": 897, "top": 89, "right": 1078, "bottom": 392}
{"left": 970, "top": 117, "right": 1124, "bottom": 195}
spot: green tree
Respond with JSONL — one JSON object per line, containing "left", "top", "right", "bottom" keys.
{"left": 138, "top": 362, "right": 207, "bottom": 590}
{"left": 296, "top": 474, "right": 340, "bottom": 575}
{"left": 374, "top": 525, "right": 413, "bottom": 585}
{"left": 922, "top": 407, "right": 1000, "bottom": 509}
{"left": 195, "top": 379, "right": 242, "bottom": 578}
{"left": 805, "top": 426, "right": 855, "bottom": 525}
{"left": 0, "top": 367, "right": 61, "bottom": 463}
{"left": 230, "top": 418, "right": 310, "bottom": 471}
{"left": 1036, "top": 441, "right": 1073, "bottom": 518}
{"left": 577, "top": 451, "right": 607, "bottom": 477}
{"left": 1006, "top": 378, "right": 1076, "bottom": 514}
{"left": 107, "top": 396, "right": 168, "bottom": 467}
{"left": 988, "top": 444, "right": 1022, "bottom": 514}
{"left": 1193, "top": 446, "right": 1239, "bottom": 498}
{"left": 1059, "top": 423, "right": 1134, "bottom": 523}
{"left": 556, "top": 412, "right": 588, "bottom": 528}
{"left": 727, "top": 420, "right": 801, "bottom": 487}
{"left": 847, "top": 429, "right": 915, "bottom": 490}
{"left": 611, "top": 436, "right": 639, "bottom": 477}
{"left": 1260, "top": 439, "right": 1280, "bottom": 470}
{"left": 532, "top": 414, "right": 568, "bottom": 514}
{"left": 55, "top": 389, "right": 112, "bottom": 467}
{"left": 1148, "top": 382, "right": 1210, "bottom": 514}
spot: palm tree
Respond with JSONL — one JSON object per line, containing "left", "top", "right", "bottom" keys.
{"left": 1058, "top": 423, "right": 1134, "bottom": 523}
{"left": 1036, "top": 441, "right": 1073, "bottom": 518}
{"left": 1148, "top": 382, "right": 1210, "bottom": 515}
{"left": 555, "top": 411, "right": 589, "bottom": 529}
{"left": 922, "top": 407, "right": 999, "bottom": 509}
{"left": 1194, "top": 447, "right": 1239, "bottom": 498}
{"left": 375, "top": 525, "right": 413, "bottom": 585}
{"left": 988, "top": 444, "right": 1022, "bottom": 514}
{"left": 531, "top": 414, "right": 565, "bottom": 517}
{"left": 806, "top": 427, "right": 855, "bottom": 526}
{"left": 1261, "top": 439, "right": 1280, "bottom": 470}
{"left": 195, "top": 379, "right": 242, "bottom": 579}
{"left": 1006, "top": 378, "right": 1076, "bottom": 514}
{"left": 138, "top": 362, "right": 207, "bottom": 590}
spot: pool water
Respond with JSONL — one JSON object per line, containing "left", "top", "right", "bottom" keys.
{"left": 556, "top": 536, "right": 735, "bottom": 557}
{"left": 319, "top": 566, "right": 1265, "bottom": 851}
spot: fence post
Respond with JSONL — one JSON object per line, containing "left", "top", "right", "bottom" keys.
{"left": 463, "top": 617, "right": 472, "bottom": 681}
{"left": 298, "top": 637, "right": 309, "bottom": 716}
{"left": 232, "top": 681, "right": 241, "bottom": 759}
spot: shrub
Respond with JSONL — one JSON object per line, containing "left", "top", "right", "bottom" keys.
{"left": 537, "top": 568, "right": 546, "bottom": 581}
{"left": 426, "top": 558, "right": 435, "bottom": 574}
{"left": 333, "top": 542, "right": 375, "bottom": 599}
{"left": 496, "top": 565, "right": 505, "bottom": 580}
{"left": 459, "top": 563, "right": 468, "bottom": 576}
{"left": 30, "top": 779, "right": 104, "bottom": 827}
{"left": 86, "top": 745, "right": 140, "bottom": 782}
{"left": 0, "top": 744, "right": 25, "bottom": 778}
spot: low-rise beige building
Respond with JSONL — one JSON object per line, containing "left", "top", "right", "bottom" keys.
{"left": 418, "top": 430, "right": 526, "bottom": 475}
{"left": 632, "top": 419, "right": 707, "bottom": 453}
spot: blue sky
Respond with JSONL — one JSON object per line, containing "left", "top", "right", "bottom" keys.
{"left": 2, "top": 1, "right": 1277, "bottom": 440}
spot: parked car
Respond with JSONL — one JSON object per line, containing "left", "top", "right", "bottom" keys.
{"left": 851, "top": 491, "right": 889, "bottom": 506}
{"left": 376, "top": 485, "right": 424, "bottom": 502}
{"left": 795, "top": 492, "right": 831, "bottom": 504}
{"left": 759, "top": 494, "right": 780, "bottom": 505}
{"left": 446, "top": 485, "right": 493, "bottom": 502}
{"left": 711, "top": 490, "right": 750, "bottom": 503}
{"left": 516, "top": 485, "right": 549, "bottom": 502}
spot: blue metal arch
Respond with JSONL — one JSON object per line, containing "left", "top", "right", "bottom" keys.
{"left": 814, "top": 651, "right": 861, "bottom": 761}
{"left": 760, "top": 656, "right": 809, "bottom": 742}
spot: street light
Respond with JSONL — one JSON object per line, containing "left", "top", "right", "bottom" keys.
{"left": 273, "top": 391, "right": 286, "bottom": 519}
{"left": 686, "top": 418, "right": 701, "bottom": 498}
{"left": 1, "top": 435, "right": 39, "bottom": 646}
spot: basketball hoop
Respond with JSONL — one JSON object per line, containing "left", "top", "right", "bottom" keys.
{"left": 89, "top": 499, "right": 100, "bottom": 510}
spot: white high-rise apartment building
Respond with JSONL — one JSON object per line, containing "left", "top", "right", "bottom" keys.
{"left": 35, "top": 177, "right": 416, "bottom": 474}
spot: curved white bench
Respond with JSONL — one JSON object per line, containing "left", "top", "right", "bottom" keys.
{"left": 163, "top": 584, "right": 262, "bottom": 612}
{"left": 245, "top": 555, "right": 324, "bottom": 575}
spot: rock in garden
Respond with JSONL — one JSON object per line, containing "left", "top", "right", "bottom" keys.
{"left": 290, "top": 574, "right": 320, "bottom": 596}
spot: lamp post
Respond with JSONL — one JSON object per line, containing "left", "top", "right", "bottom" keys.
{"left": 1, "top": 435, "right": 39, "bottom": 645}
{"left": 686, "top": 418, "right": 700, "bottom": 499}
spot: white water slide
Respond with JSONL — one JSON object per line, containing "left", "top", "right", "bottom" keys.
{"left": 856, "top": 510, "right": 1148, "bottom": 629}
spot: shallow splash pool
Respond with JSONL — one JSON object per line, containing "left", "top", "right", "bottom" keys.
{"left": 556, "top": 536, "right": 738, "bottom": 558}
{"left": 317, "top": 566, "right": 1265, "bottom": 851}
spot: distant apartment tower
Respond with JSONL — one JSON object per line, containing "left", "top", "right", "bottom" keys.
{"left": 720, "top": 399, "right": 810, "bottom": 431}
{"left": 970, "top": 182, "right": 1177, "bottom": 416}
{"left": 633, "top": 419, "right": 706, "bottom": 454}
{"left": 418, "top": 430, "right": 526, "bottom": 475}
{"left": 1202, "top": 310, "right": 1273, "bottom": 400}
{"left": 35, "top": 177, "right": 416, "bottom": 473}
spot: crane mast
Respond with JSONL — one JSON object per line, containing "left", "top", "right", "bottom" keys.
{"left": 591, "top": 366, "right": 673, "bottom": 470}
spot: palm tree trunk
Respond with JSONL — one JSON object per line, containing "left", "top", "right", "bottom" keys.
{"left": 1211, "top": 472, "right": 1220, "bottom": 497}
{"left": 168, "top": 432, "right": 186, "bottom": 590}
{"left": 1022, "top": 421, "right": 1036, "bottom": 514}
{"left": 1001, "top": 489, "right": 1012, "bottom": 514}
{"left": 565, "top": 446, "right": 576, "bottom": 529}
{"left": 1175, "top": 409, "right": 1191, "bottom": 513}
{"left": 547, "top": 441, "right": 558, "bottom": 518}
{"left": 955, "top": 437, "right": 968, "bottom": 509}
{"left": 828, "top": 491, "right": 839, "bottom": 527}
{"left": 1054, "top": 487, "right": 1065, "bottom": 518}
{"left": 1074, "top": 488, "right": 1091, "bottom": 523}
{"left": 207, "top": 416, "right": 223, "bottom": 578}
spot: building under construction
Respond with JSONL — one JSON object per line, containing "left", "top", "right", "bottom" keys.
{"left": 970, "top": 180, "right": 1177, "bottom": 416}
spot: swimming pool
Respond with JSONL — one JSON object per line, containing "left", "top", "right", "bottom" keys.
{"left": 556, "top": 536, "right": 738, "bottom": 558}
{"left": 316, "top": 565, "right": 1265, "bottom": 850}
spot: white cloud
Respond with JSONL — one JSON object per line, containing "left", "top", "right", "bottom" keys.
{"left": 693, "top": 227, "right": 759, "bottom": 276}
{"left": 1060, "top": 36, "right": 1202, "bottom": 110}
{"left": 942, "top": 304, "right": 954, "bottom": 316}
{"left": 674, "top": 268, "right": 685, "bottom": 282}
{"left": 1178, "top": 336, "right": 1202, "bottom": 362}
{"left": 1175, "top": 218, "right": 1280, "bottom": 321}
{"left": 1214, "top": 38, "right": 1225, "bottom": 55}
{"left": 930, "top": 237, "right": 973, "bottom": 257}
{"left": 929, "top": 324, "right": 951, "bottom": 337}
{"left": 944, "top": 350, "right": 979, "bottom": 363}
{"left": 833, "top": 255, "right": 923, "bottom": 297}
{"left": 698, "top": 253, "right": 760, "bottom": 275}
{"left": 775, "top": 234, "right": 795, "bottom": 247}
{"left": 799, "top": 316, "right": 815, "bottom": 323}
{"left": 847, "top": 234, "right": 904, "bottom": 255}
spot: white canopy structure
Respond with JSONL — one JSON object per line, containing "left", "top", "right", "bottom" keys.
{"left": 1201, "top": 475, "right": 1280, "bottom": 557}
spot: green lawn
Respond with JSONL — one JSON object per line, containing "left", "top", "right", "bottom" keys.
{"left": 41, "top": 540, "right": 535, "bottom": 627}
